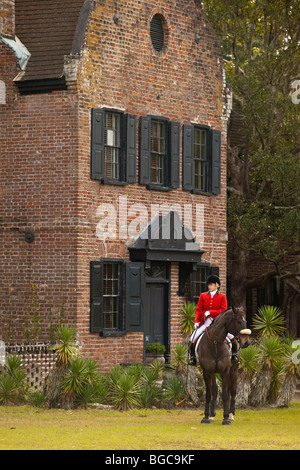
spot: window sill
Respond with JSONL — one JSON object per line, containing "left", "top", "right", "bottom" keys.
{"left": 100, "top": 329, "right": 126, "bottom": 337}
{"left": 101, "top": 179, "right": 128, "bottom": 186}
{"left": 191, "top": 189, "right": 213, "bottom": 196}
{"left": 146, "top": 184, "right": 172, "bottom": 192}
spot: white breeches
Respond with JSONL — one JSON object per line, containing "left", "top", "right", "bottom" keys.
{"left": 190, "top": 317, "right": 234, "bottom": 343}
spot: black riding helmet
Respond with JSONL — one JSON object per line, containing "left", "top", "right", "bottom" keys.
{"left": 206, "top": 275, "right": 221, "bottom": 286}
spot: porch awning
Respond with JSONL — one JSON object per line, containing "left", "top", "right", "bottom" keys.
{"left": 128, "top": 211, "right": 205, "bottom": 263}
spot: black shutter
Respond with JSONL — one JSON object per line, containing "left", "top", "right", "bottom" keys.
{"left": 170, "top": 121, "right": 180, "bottom": 189}
{"left": 91, "top": 108, "right": 104, "bottom": 181}
{"left": 139, "top": 116, "right": 151, "bottom": 185}
{"left": 211, "top": 129, "right": 221, "bottom": 194}
{"left": 182, "top": 124, "right": 194, "bottom": 191}
{"left": 126, "top": 262, "right": 144, "bottom": 332}
{"left": 90, "top": 261, "right": 103, "bottom": 334}
{"left": 126, "top": 114, "right": 136, "bottom": 183}
{"left": 209, "top": 266, "right": 220, "bottom": 279}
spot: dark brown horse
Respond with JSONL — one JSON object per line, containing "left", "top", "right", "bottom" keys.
{"left": 197, "top": 307, "right": 251, "bottom": 425}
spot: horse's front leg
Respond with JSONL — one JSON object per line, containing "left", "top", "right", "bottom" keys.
{"left": 201, "top": 371, "right": 212, "bottom": 424}
{"left": 221, "top": 367, "right": 231, "bottom": 425}
{"left": 229, "top": 364, "right": 239, "bottom": 421}
{"left": 209, "top": 375, "right": 218, "bottom": 421}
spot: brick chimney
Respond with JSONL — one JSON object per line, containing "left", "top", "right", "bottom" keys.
{"left": 0, "top": 0, "right": 15, "bottom": 36}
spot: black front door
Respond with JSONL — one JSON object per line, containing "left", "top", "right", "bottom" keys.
{"left": 144, "top": 263, "right": 169, "bottom": 353}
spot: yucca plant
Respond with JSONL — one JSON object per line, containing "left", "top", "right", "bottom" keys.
{"left": 139, "top": 366, "right": 162, "bottom": 408}
{"left": 162, "top": 376, "right": 186, "bottom": 407}
{"left": 179, "top": 302, "right": 196, "bottom": 337}
{"left": 29, "top": 390, "right": 47, "bottom": 408}
{"left": 52, "top": 325, "right": 78, "bottom": 368}
{"left": 108, "top": 366, "right": 141, "bottom": 411}
{"left": 0, "top": 375, "right": 19, "bottom": 405}
{"left": 46, "top": 325, "right": 78, "bottom": 408}
{"left": 253, "top": 305, "right": 285, "bottom": 337}
{"left": 277, "top": 337, "right": 300, "bottom": 407}
{"left": 170, "top": 344, "right": 188, "bottom": 377}
{"left": 249, "top": 336, "right": 284, "bottom": 407}
{"left": 62, "top": 356, "right": 89, "bottom": 401}
{"left": 236, "top": 345, "right": 261, "bottom": 408}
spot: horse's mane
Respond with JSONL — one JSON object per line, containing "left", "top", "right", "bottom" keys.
{"left": 209, "top": 307, "right": 233, "bottom": 327}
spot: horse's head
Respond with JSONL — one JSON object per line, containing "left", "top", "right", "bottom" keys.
{"left": 230, "top": 307, "right": 251, "bottom": 348}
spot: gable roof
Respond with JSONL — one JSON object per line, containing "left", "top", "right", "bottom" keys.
{"left": 15, "top": 0, "right": 88, "bottom": 82}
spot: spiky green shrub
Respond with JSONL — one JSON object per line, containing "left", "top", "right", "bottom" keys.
{"left": 108, "top": 366, "right": 141, "bottom": 411}
{"left": 179, "top": 302, "right": 196, "bottom": 336}
{"left": 0, "top": 355, "right": 27, "bottom": 405}
{"left": 169, "top": 344, "right": 188, "bottom": 376}
{"left": 253, "top": 305, "right": 285, "bottom": 337}
{"left": 162, "top": 376, "right": 186, "bottom": 407}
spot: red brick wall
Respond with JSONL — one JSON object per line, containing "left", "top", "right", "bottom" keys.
{"left": 0, "top": 0, "right": 229, "bottom": 371}
{"left": 0, "top": 42, "right": 79, "bottom": 342}
{"left": 75, "top": 0, "right": 228, "bottom": 369}
{"left": 0, "top": 0, "right": 15, "bottom": 36}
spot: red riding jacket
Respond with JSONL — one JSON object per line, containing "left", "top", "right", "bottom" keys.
{"left": 194, "top": 291, "right": 228, "bottom": 325}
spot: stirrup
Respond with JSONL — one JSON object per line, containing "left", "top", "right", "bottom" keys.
{"left": 231, "top": 353, "right": 239, "bottom": 364}
{"left": 188, "top": 353, "right": 197, "bottom": 366}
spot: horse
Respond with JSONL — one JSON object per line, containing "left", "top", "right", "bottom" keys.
{"left": 196, "top": 307, "right": 251, "bottom": 425}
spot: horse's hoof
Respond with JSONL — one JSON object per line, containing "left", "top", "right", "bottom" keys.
{"left": 229, "top": 413, "right": 234, "bottom": 421}
{"left": 222, "top": 419, "right": 232, "bottom": 425}
{"left": 209, "top": 417, "right": 215, "bottom": 422}
{"left": 201, "top": 418, "right": 211, "bottom": 424}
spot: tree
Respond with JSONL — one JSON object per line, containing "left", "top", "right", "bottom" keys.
{"left": 203, "top": 0, "right": 300, "bottom": 323}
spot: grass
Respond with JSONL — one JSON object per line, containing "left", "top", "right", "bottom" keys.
{"left": 0, "top": 402, "right": 299, "bottom": 450}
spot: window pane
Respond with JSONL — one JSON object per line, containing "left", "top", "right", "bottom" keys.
{"left": 103, "top": 262, "right": 120, "bottom": 329}
{"left": 194, "top": 128, "right": 207, "bottom": 191}
{"left": 150, "top": 120, "right": 166, "bottom": 185}
{"left": 104, "top": 112, "right": 120, "bottom": 179}
{"left": 191, "top": 266, "right": 207, "bottom": 304}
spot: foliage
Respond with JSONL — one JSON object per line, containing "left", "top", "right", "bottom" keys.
{"left": 203, "top": 0, "right": 300, "bottom": 302}
{"left": 169, "top": 343, "right": 188, "bottom": 376}
{"left": 108, "top": 366, "right": 141, "bottom": 411}
{"left": 0, "top": 355, "right": 27, "bottom": 405}
{"left": 162, "top": 376, "right": 186, "bottom": 406}
{"left": 145, "top": 343, "right": 166, "bottom": 355}
{"left": 253, "top": 305, "right": 285, "bottom": 337}
{"left": 52, "top": 325, "right": 78, "bottom": 368}
{"left": 179, "top": 302, "right": 196, "bottom": 336}
{"left": 239, "top": 344, "right": 261, "bottom": 377}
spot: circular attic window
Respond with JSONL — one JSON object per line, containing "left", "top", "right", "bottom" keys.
{"left": 150, "top": 14, "right": 165, "bottom": 52}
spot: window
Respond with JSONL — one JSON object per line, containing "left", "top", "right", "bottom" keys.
{"left": 91, "top": 109, "right": 136, "bottom": 185}
{"left": 90, "top": 259, "right": 124, "bottom": 336}
{"left": 190, "top": 265, "right": 219, "bottom": 304}
{"left": 104, "top": 112, "right": 121, "bottom": 180}
{"left": 150, "top": 119, "right": 167, "bottom": 185}
{"left": 139, "top": 116, "right": 180, "bottom": 190}
{"left": 190, "top": 265, "right": 207, "bottom": 305}
{"left": 103, "top": 261, "right": 122, "bottom": 329}
{"left": 150, "top": 14, "right": 165, "bottom": 52}
{"left": 194, "top": 127, "right": 208, "bottom": 191}
{"left": 183, "top": 125, "right": 221, "bottom": 194}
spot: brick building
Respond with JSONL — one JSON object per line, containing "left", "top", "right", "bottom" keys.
{"left": 0, "top": 0, "right": 231, "bottom": 370}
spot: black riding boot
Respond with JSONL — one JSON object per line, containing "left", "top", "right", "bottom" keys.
{"left": 231, "top": 340, "right": 239, "bottom": 363}
{"left": 188, "top": 341, "right": 197, "bottom": 366}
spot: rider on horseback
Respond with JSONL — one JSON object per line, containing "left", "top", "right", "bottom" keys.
{"left": 188, "top": 275, "right": 239, "bottom": 366}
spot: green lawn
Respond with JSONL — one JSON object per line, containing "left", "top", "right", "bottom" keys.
{"left": 0, "top": 402, "right": 299, "bottom": 450}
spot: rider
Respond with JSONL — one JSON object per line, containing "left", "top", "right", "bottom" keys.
{"left": 188, "top": 274, "right": 238, "bottom": 366}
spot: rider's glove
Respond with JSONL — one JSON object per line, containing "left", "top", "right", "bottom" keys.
{"left": 194, "top": 322, "right": 199, "bottom": 329}
{"left": 204, "top": 311, "right": 210, "bottom": 318}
